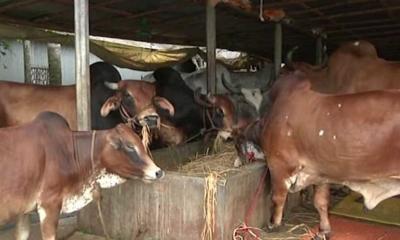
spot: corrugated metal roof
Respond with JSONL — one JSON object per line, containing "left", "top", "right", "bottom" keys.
{"left": 0, "top": 0, "right": 399, "bottom": 61}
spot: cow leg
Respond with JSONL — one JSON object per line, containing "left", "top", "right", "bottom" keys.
{"left": 313, "top": 184, "right": 331, "bottom": 240}
{"left": 38, "top": 203, "right": 61, "bottom": 240}
{"left": 268, "top": 176, "right": 288, "bottom": 231}
{"left": 15, "top": 214, "right": 30, "bottom": 240}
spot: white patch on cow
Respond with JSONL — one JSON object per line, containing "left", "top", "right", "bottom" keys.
{"left": 96, "top": 169, "right": 126, "bottom": 188}
{"left": 338, "top": 103, "right": 342, "bottom": 108}
{"left": 285, "top": 174, "right": 298, "bottom": 190}
{"left": 218, "top": 130, "right": 232, "bottom": 140}
{"left": 326, "top": 112, "right": 330, "bottom": 116}
{"left": 319, "top": 130, "right": 324, "bottom": 136}
{"left": 287, "top": 130, "right": 292, "bottom": 136}
{"left": 285, "top": 169, "right": 313, "bottom": 193}
{"left": 245, "top": 142, "right": 264, "bottom": 159}
{"left": 37, "top": 206, "right": 47, "bottom": 223}
{"left": 233, "top": 157, "right": 243, "bottom": 168}
{"left": 333, "top": 135, "right": 337, "bottom": 140}
{"left": 61, "top": 169, "right": 127, "bottom": 213}
{"left": 241, "top": 88, "right": 263, "bottom": 111}
{"left": 344, "top": 178, "right": 400, "bottom": 210}
{"left": 354, "top": 41, "right": 360, "bottom": 46}
{"left": 285, "top": 115, "right": 289, "bottom": 120}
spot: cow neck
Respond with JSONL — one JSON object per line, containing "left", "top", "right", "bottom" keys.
{"left": 72, "top": 130, "right": 105, "bottom": 182}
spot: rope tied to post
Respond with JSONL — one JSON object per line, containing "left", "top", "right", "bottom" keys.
{"left": 90, "top": 130, "right": 111, "bottom": 240}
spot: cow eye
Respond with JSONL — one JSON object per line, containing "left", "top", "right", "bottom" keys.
{"left": 216, "top": 108, "right": 224, "bottom": 116}
{"left": 124, "top": 143, "right": 136, "bottom": 152}
{"left": 124, "top": 91, "right": 133, "bottom": 99}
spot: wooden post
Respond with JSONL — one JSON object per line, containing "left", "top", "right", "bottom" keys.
{"left": 23, "top": 40, "right": 32, "bottom": 83}
{"left": 47, "top": 43, "right": 62, "bottom": 85}
{"left": 274, "top": 22, "right": 282, "bottom": 79}
{"left": 315, "top": 36, "right": 323, "bottom": 65}
{"left": 74, "top": 0, "right": 91, "bottom": 130}
{"left": 206, "top": 0, "right": 217, "bottom": 94}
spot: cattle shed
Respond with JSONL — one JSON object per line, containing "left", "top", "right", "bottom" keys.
{"left": 1, "top": 1, "right": 400, "bottom": 240}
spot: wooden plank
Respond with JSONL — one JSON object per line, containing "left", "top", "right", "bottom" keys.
{"left": 74, "top": 0, "right": 91, "bottom": 131}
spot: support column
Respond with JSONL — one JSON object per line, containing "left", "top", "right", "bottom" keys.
{"left": 206, "top": 0, "right": 217, "bottom": 94}
{"left": 74, "top": 0, "right": 91, "bottom": 130}
{"left": 315, "top": 36, "right": 323, "bottom": 65}
{"left": 274, "top": 22, "right": 282, "bottom": 79}
{"left": 23, "top": 40, "right": 32, "bottom": 83}
{"left": 47, "top": 43, "right": 62, "bottom": 85}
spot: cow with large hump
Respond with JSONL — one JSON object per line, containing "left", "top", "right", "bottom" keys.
{"left": 260, "top": 70, "right": 400, "bottom": 239}
{"left": 0, "top": 111, "right": 164, "bottom": 240}
{"left": 0, "top": 62, "right": 174, "bottom": 133}
{"left": 237, "top": 40, "right": 400, "bottom": 163}
{"left": 151, "top": 66, "right": 258, "bottom": 146}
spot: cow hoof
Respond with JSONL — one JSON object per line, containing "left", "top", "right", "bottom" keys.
{"left": 267, "top": 223, "right": 282, "bottom": 232}
{"left": 312, "top": 232, "right": 330, "bottom": 240}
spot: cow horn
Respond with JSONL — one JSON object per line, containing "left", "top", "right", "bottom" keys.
{"left": 285, "top": 45, "right": 299, "bottom": 67}
{"left": 221, "top": 73, "right": 241, "bottom": 94}
{"left": 104, "top": 81, "right": 119, "bottom": 90}
{"left": 194, "top": 88, "right": 214, "bottom": 108}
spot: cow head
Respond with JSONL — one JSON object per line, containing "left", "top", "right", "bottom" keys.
{"left": 221, "top": 73, "right": 270, "bottom": 112}
{"left": 101, "top": 123, "right": 164, "bottom": 181}
{"left": 194, "top": 88, "right": 236, "bottom": 140}
{"left": 232, "top": 120, "right": 265, "bottom": 167}
{"left": 101, "top": 80, "right": 174, "bottom": 129}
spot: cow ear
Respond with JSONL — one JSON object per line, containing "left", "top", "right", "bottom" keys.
{"left": 153, "top": 97, "right": 175, "bottom": 116}
{"left": 101, "top": 96, "right": 121, "bottom": 117}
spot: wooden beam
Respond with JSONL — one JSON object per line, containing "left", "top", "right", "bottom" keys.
{"left": 289, "top": 1, "right": 369, "bottom": 16}
{"left": 74, "top": 0, "right": 91, "bottom": 131}
{"left": 295, "top": 2, "right": 359, "bottom": 39}
{"left": 91, "top": 2, "right": 187, "bottom": 28}
{"left": 206, "top": 0, "right": 217, "bottom": 95}
{"left": 47, "top": 43, "right": 62, "bottom": 85}
{"left": 326, "top": 23, "right": 400, "bottom": 34}
{"left": 0, "top": 0, "right": 39, "bottom": 13}
{"left": 299, "top": 5, "right": 400, "bottom": 22}
{"left": 320, "top": 18, "right": 395, "bottom": 29}
{"left": 23, "top": 40, "right": 32, "bottom": 83}
{"left": 330, "top": 29, "right": 400, "bottom": 41}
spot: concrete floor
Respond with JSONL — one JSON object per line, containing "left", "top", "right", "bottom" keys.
{"left": 0, "top": 216, "right": 78, "bottom": 240}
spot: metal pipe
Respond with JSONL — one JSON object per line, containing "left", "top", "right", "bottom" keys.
{"left": 206, "top": 0, "right": 216, "bottom": 94}
{"left": 74, "top": 0, "right": 91, "bottom": 130}
{"left": 274, "top": 22, "right": 282, "bottom": 79}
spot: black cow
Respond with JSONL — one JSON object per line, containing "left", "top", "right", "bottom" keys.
{"left": 90, "top": 61, "right": 122, "bottom": 129}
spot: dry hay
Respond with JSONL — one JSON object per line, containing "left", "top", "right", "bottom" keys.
{"left": 178, "top": 142, "right": 240, "bottom": 178}
{"left": 233, "top": 211, "right": 319, "bottom": 240}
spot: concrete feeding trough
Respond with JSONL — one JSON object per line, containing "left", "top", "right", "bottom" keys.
{"left": 78, "top": 141, "right": 300, "bottom": 240}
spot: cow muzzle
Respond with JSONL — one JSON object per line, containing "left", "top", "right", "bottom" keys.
{"left": 137, "top": 114, "right": 160, "bottom": 129}
{"left": 143, "top": 165, "right": 165, "bottom": 181}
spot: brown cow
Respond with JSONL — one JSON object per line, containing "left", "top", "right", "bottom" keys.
{"left": 0, "top": 80, "right": 174, "bottom": 131}
{"left": 0, "top": 111, "right": 164, "bottom": 240}
{"left": 290, "top": 40, "right": 400, "bottom": 94}
{"left": 262, "top": 70, "right": 400, "bottom": 239}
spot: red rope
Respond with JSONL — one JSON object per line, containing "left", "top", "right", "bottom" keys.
{"left": 233, "top": 167, "right": 269, "bottom": 240}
